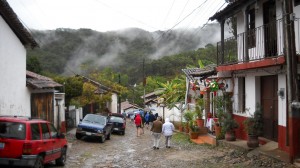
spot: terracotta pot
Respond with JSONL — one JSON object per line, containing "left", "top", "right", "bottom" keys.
{"left": 185, "top": 126, "right": 189, "bottom": 133}
{"left": 247, "top": 134, "right": 259, "bottom": 148}
{"left": 178, "top": 125, "right": 184, "bottom": 132}
{"left": 214, "top": 124, "right": 221, "bottom": 137}
{"left": 225, "top": 130, "right": 236, "bottom": 141}
{"left": 196, "top": 119, "right": 204, "bottom": 127}
{"left": 189, "top": 132, "right": 198, "bottom": 139}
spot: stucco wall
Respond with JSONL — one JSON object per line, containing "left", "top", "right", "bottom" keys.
{"left": 0, "top": 16, "right": 31, "bottom": 116}
{"left": 109, "top": 93, "right": 118, "bottom": 113}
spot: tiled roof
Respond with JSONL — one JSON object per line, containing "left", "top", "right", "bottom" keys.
{"left": 0, "top": 0, "right": 38, "bottom": 48}
{"left": 209, "top": 0, "right": 249, "bottom": 21}
{"left": 121, "top": 101, "right": 140, "bottom": 110}
{"left": 182, "top": 65, "right": 217, "bottom": 81}
{"left": 26, "top": 70, "right": 62, "bottom": 89}
{"left": 78, "top": 75, "right": 119, "bottom": 94}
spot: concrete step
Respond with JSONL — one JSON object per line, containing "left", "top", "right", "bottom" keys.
{"left": 190, "top": 134, "right": 216, "bottom": 146}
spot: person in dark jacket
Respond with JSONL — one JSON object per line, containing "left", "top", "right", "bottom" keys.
{"left": 150, "top": 116, "right": 162, "bottom": 149}
{"left": 148, "top": 112, "right": 155, "bottom": 129}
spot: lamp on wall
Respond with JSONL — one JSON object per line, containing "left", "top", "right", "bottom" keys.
{"left": 278, "top": 88, "right": 285, "bottom": 99}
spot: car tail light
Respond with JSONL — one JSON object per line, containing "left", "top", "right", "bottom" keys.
{"left": 23, "top": 143, "right": 33, "bottom": 154}
{"left": 122, "top": 123, "right": 126, "bottom": 129}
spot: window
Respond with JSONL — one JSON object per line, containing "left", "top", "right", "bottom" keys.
{"left": 238, "top": 77, "right": 245, "bottom": 112}
{"left": 48, "top": 123, "right": 58, "bottom": 138}
{"left": 0, "top": 122, "right": 26, "bottom": 140}
{"left": 248, "top": 8, "right": 256, "bottom": 48}
{"left": 41, "top": 123, "right": 50, "bottom": 139}
{"left": 31, "top": 123, "right": 41, "bottom": 140}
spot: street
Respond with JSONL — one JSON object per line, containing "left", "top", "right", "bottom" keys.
{"left": 48, "top": 119, "right": 293, "bottom": 168}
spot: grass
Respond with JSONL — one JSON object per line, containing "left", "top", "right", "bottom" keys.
{"left": 172, "top": 132, "right": 192, "bottom": 144}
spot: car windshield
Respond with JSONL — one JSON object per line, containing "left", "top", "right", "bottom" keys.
{"left": 0, "top": 122, "right": 26, "bottom": 140}
{"left": 110, "top": 116, "right": 124, "bottom": 123}
{"left": 83, "top": 114, "right": 106, "bottom": 125}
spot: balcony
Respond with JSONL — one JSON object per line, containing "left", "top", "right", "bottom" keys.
{"left": 216, "top": 18, "right": 300, "bottom": 69}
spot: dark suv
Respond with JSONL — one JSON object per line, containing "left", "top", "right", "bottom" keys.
{"left": 76, "top": 114, "right": 112, "bottom": 143}
{"left": 0, "top": 116, "right": 68, "bottom": 168}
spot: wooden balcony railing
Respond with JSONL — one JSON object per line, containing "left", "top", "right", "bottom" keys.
{"left": 217, "top": 18, "right": 300, "bottom": 66}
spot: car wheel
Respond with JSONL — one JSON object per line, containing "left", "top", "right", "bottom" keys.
{"left": 34, "top": 155, "right": 44, "bottom": 168}
{"left": 76, "top": 133, "right": 83, "bottom": 140}
{"left": 100, "top": 135, "right": 105, "bottom": 143}
{"left": 106, "top": 133, "right": 111, "bottom": 140}
{"left": 122, "top": 131, "right": 125, "bottom": 135}
{"left": 56, "top": 147, "right": 67, "bottom": 166}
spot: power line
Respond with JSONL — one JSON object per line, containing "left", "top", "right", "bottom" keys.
{"left": 161, "top": 0, "right": 176, "bottom": 29}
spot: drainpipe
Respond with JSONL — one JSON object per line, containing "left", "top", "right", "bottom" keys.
{"left": 283, "top": 0, "right": 297, "bottom": 163}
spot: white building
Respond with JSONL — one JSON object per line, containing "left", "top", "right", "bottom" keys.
{"left": 0, "top": 1, "right": 37, "bottom": 116}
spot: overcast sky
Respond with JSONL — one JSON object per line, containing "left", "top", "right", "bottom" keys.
{"left": 7, "top": 0, "right": 227, "bottom": 32}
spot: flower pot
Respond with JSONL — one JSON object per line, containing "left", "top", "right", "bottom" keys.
{"left": 247, "top": 134, "right": 259, "bottom": 148}
{"left": 196, "top": 119, "right": 204, "bottom": 127}
{"left": 189, "top": 132, "right": 198, "bottom": 139}
{"left": 185, "top": 126, "right": 189, "bottom": 133}
{"left": 225, "top": 130, "right": 236, "bottom": 141}
{"left": 178, "top": 125, "right": 184, "bottom": 132}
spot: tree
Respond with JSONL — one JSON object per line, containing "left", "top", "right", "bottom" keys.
{"left": 156, "top": 75, "right": 186, "bottom": 109}
{"left": 27, "top": 56, "right": 42, "bottom": 73}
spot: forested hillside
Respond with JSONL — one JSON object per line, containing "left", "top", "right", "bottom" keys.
{"left": 27, "top": 23, "right": 229, "bottom": 85}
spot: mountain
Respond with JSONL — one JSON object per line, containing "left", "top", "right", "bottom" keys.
{"left": 27, "top": 23, "right": 229, "bottom": 83}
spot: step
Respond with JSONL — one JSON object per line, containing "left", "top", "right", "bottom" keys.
{"left": 191, "top": 134, "right": 216, "bottom": 146}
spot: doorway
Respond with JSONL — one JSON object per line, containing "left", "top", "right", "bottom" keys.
{"left": 261, "top": 75, "right": 278, "bottom": 141}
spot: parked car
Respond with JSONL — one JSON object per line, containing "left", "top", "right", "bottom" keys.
{"left": 76, "top": 114, "right": 113, "bottom": 143}
{"left": 108, "top": 114, "right": 126, "bottom": 135}
{"left": 0, "top": 115, "right": 67, "bottom": 167}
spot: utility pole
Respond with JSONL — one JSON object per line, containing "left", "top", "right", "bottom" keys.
{"left": 143, "top": 58, "right": 146, "bottom": 108}
{"left": 283, "top": 0, "right": 298, "bottom": 163}
{"left": 118, "top": 74, "right": 121, "bottom": 113}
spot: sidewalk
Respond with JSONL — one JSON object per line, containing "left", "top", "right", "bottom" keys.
{"left": 177, "top": 130, "right": 298, "bottom": 167}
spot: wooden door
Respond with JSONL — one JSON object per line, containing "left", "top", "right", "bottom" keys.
{"left": 261, "top": 75, "right": 278, "bottom": 141}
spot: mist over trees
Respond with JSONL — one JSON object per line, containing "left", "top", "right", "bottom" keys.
{"left": 27, "top": 23, "right": 229, "bottom": 87}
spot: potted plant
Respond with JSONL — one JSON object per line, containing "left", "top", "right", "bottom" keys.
{"left": 243, "top": 104, "right": 263, "bottom": 148}
{"left": 213, "top": 96, "right": 226, "bottom": 138}
{"left": 222, "top": 113, "right": 239, "bottom": 141}
{"left": 195, "top": 98, "right": 204, "bottom": 127}
{"left": 183, "top": 110, "right": 198, "bottom": 139}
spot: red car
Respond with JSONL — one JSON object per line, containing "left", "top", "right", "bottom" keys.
{"left": 0, "top": 116, "right": 68, "bottom": 168}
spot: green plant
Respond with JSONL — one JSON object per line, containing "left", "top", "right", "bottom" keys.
{"left": 213, "top": 96, "right": 226, "bottom": 126}
{"left": 243, "top": 104, "right": 263, "bottom": 136}
{"left": 183, "top": 110, "right": 198, "bottom": 132}
{"left": 222, "top": 113, "right": 239, "bottom": 132}
{"left": 195, "top": 98, "right": 204, "bottom": 119}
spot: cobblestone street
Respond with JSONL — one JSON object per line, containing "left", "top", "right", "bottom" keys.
{"left": 51, "top": 119, "right": 295, "bottom": 168}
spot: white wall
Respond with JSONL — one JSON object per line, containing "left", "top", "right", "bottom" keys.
{"left": 109, "top": 93, "right": 118, "bottom": 113}
{"left": 278, "top": 74, "right": 287, "bottom": 126}
{"left": 0, "top": 16, "right": 31, "bottom": 116}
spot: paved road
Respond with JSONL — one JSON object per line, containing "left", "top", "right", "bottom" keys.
{"left": 47, "top": 119, "right": 294, "bottom": 168}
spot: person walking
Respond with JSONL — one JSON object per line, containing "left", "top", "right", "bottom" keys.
{"left": 145, "top": 112, "right": 149, "bottom": 129}
{"left": 134, "top": 114, "right": 142, "bottom": 137}
{"left": 162, "top": 118, "right": 175, "bottom": 148}
{"left": 149, "top": 112, "right": 155, "bottom": 129}
{"left": 140, "top": 113, "right": 145, "bottom": 135}
{"left": 150, "top": 116, "right": 162, "bottom": 149}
